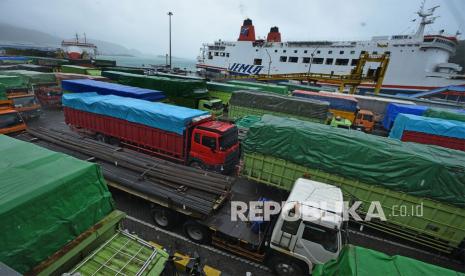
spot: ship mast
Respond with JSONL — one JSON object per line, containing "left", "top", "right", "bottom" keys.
{"left": 414, "top": 1, "right": 440, "bottom": 38}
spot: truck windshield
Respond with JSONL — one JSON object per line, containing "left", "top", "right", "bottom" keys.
{"left": 219, "top": 126, "right": 238, "bottom": 151}
{"left": 302, "top": 222, "right": 339, "bottom": 253}
{"left": 363, "top": 114, "right": 373, "bottom": 121}
{"left": 211, "top": 101, "right": 223, "bottom": 110}
{"left": 0, "top": 113, "right": 22, "bottom": 128}
{"left": 13, "top": 96, "right": 37, "bottom": 107}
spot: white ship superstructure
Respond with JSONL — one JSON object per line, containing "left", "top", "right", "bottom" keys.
{"left": 61, "top": 33, "right": 97, "bottom": 60}
{"left": 197, "top": 5, "right": 464, "bottom": 94}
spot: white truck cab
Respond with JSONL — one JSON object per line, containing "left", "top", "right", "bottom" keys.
{"left": 269, "top": 178, "right": 344, "bottom": 275}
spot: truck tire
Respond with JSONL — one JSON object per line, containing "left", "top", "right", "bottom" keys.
{"left": 96, "top": 133, "right": 107, "bottom": 143}
{"left": 269, "top": 256, "right": 305, "bottom": 276}
{"left": 183, "top": 220, "right": 210, "bottom": 244}
{"left": 151, "top": 207, "right": 177, "bottom": 230}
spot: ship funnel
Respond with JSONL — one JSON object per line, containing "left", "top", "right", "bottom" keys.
{"left": 238, "top": 18, "right": 256, "bottom": 41}
{"left": 267, "top": 26, "right": 281, "bottom": 42}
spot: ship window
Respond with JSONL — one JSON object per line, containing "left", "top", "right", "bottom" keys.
{"left": 339, "top": 50, "right": 344, "bottom": 54}
{"left": 325, "top": 58, "right": 334, "bottom": 65}
{"left": 302, "top": 57, "right": 311, "bottom": 63}
{"left": 289, "top": 57, "right": 298, "bottom": 63}
{"left": 312, "top": 58, "right": 324, "bottom": 64}
{"left": 275, "top": 49, "right": 278, "bottom": 53}
{"left": 317, "top": 50, "right": 321, "bottom": 54}
{"left": 335, "top": 58, "right": 349, "bottom": 65}
{"left": 304, "top": 50, "right": 308, "bottom": 54}
{"left": 360, "top": 50, "right": 367, "bottom": 54}
{"left": 423, "top": 37, "right": 434, "bottom": 43}
{"left": 328, "top": 50, "right": 333, "bottom": 54}
{"left": 351, "top": 59, "right": 359, "bottom": 66}
{"left": 294, "top": 50, "right": 298, "bottom": 53}
{"left": 254, "top": 58, "right": 263, "bottom": 65}
{"left": 256, "top": 49, "right": 259, "bottom": 52}
{"left": 372, "top": 51, "right": 378, "bottom": 55}
{"left": 226, "top": 53, "right": 230, "bottom": 57}
{"left": 214, "top": 52, "right": 219, "bottom": 56}
{"left": 350, "top": 50, "right": 355, "bottom": 54}
{"left": 283, "top": 50, "right": 287, "bottom": 53}
{"left": 280, "top": 56, "right": 287, "bottom": 62}
{"left": 220, "top": 52, "right": 225, "bottom": 56}
{"left": 385, "top": 51, "right": 391, "bottom": 55}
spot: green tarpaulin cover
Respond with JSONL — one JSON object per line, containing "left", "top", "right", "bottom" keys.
{"left": 0, "top": 135, "right": 114, "bottom": 273}
{"left": 243, "top": 115, "right": 465, "bottom": 207}
{"left": 0, "top": 70, "right": 56, "bottom": 87}
{"left": 424, "top": 108, "right": 465, "bottom": 123}
{"left": 0, "top": 84, "right": 6, "bottom": 100}
{"left": 0, "top": 75, "right": 27, "bottom": 89}
{"left": 102, "top": 70, "right": 207, "bottom": 98}
{"left": 313, "top": 245, "right": 464, "bottom": 276}
{"left": 230, "top": 91, "right": 330, "bottom": 121}
{"left": 227, "top": 80, "right": 289, "bottom": 95}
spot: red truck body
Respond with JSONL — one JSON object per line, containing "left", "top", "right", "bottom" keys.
{"left": 401, "top": 131, "right": 465, "bottom": 152}
{"left": 64, "top": 107, "right": 240, "bottom": 173}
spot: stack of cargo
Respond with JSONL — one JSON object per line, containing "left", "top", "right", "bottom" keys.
{"left": 61, "top": 65, "right": 101, "bottom": 76}
{"left": 92, "top": 58, "right": 117, "bottom": 67}
{"left": 207, "top": 81, "right": 261, "bottom": 105}
{"left": 0, "top": 56, "right": 31, "bottom": 65}
{"left": 0, "top": 135, "right": 114, "bottom": 274}
{"left": 242, "top": 114, "right": 465, "bottom": 253}
{"left": 102, "top": 70, "right": 208, "bottom": 98}
{"left": 390, "top": 114, "right": 465, "bottom": 151}
{"left": 227, "top": 80, "right": 289, "bottom": 95}
{"left": 31, "top": 56, "right": 69, "bottom": 67}
{"left": 292, "top": 90, "right": 359, "bottom": 122}
{"left": 228, "top": 90, "right": 329, "bottom": 123}
{"left": 382, "top": 103, "right": 428, "bottom": 130}
{"left": 313, "top": 245, "right": 464, "bottom": 276}
{"left": 61, "top": 79, "right": 166, "bottom": 101}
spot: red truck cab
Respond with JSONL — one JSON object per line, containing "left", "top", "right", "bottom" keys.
{"left": 189, "top": 120, "right": 240, "bottom": 174}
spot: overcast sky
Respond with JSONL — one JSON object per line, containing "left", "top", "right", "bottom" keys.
{"left": 0, "top": 0, "right": 464, "bottom": 59}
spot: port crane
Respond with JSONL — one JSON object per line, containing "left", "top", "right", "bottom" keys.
{"left": 216, "top": 53, "right": 390, "bottom": 95}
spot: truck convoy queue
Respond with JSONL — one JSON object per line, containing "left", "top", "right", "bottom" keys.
{"left": 1, "top": 66, "right": 465, "bottom": 276}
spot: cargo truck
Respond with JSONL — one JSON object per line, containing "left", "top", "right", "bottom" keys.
{"left": 228, "top": 90, "right": 330, "bottom": 124}
{"left": 62, "top": 92, "right": 240, "bottom": 174}
{"left": 0, "top": 136, "right": 168, "bottom": 275}
{"left": 313, "top": 245, "right": 464, "bottom": 276}
{"left": 389, "top": 113, "right": 465, "bottom": 152}
{"left": 7, "top": 93, "right": 42, "bottom": 119}
{"left": 293, "top": 90, "right": 375, "bottom": 132}
{"left": 21, "top": 128, "right": 346, "bottom": 276}
{"left": 241, "top": 115, "right": 465, "bottom": 256}
{"left": 0, "top": 101, "right": 26, "bottom": 134}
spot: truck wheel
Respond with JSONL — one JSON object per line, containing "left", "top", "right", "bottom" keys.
{"left": 189, "top": 161, "right": 205, "bottom": 170}
{"left": 183, "top": 221, "right": 210, "bottom": 244}
{"left": 96, "top": 134, "right": 107, "bottom": 143}
{"left": 269, "top": 256, "right": 305, "bottom": 276}
{"left": 151, "top": 207, "right": 177, "bottom": 230}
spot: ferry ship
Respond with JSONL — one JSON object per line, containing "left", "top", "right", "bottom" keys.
{"left": 197, "top": 5, "right": 465, "bottom": 95}
{"left": 61, "top": 33, "right": 97, "bottom": 60}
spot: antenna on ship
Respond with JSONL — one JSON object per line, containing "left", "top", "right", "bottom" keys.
{"left": 84, "top": 33, "right": 87, "bottom": 43}
{"left": 75, "top": 33, "right": 79, "bottom": 43}
{"left": 414, "top": 1, "right": 440, "bottom": 38}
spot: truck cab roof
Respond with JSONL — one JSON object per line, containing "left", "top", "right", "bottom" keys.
{"left": 287, "top": 178, "right": 344, "bottom": 229}
{"left": 198, "top": 120, "right": 235, "bottom": 133}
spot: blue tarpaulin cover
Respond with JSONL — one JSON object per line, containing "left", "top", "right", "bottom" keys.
{"left": 62, "top": 92, "right": 209, "bottom": 135}
{"left": 389, "top": 113, "right": 465, "bottom": 140}
{"left": 61, "top": 79, "right": 166, "bottom": 101}
{"left": 382, "top": 103, "right": 427, "bottom": 130}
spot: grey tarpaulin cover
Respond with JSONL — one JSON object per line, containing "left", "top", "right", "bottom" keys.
{"left": 229, "top": 90, "right": 330, "bottom": 120}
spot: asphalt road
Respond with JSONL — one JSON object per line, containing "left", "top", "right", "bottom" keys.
{"left": 24, "top": 109, "right": 465, "bottom": 274}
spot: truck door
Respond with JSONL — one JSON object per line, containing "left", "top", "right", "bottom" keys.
{"left": 293, "top": 222, "right": 340, "bottom": 264}
{"left": 191, "top": 131, "right": 218, "bottom": 166}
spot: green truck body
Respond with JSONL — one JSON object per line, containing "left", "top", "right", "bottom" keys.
{"left": 0, "top": 70, "right": 57, "bottom": 87}
{"left": 206, "top": 81, "right": 261, "bottom": 105}
{"left": 241, "top": 115, "right": 465, "bottom": 253}
{"left": 313, "top": 245, "right": 464, "bottom": 276}
{"left": 278, "top": 81, "right": 337, "bottom": 92}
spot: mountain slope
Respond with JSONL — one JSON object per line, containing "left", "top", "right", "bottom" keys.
{"left": 0, "top": 22, "right": 142, "bottom": 56}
